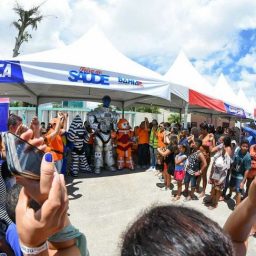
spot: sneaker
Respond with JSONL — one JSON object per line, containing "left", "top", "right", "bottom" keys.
{"left": 109, "top": 166, "right": 117, "bottom": 172}
{"left": 70, "top": 171, "right": 78, "bottom": 177}
{"left": 94, "top": 168, "right": 101, "bottom": 174}
{"left": 146, "top": 167, "right": 154, "bottom": 172}
{"left": 81, "top": 168, "right": 93, "bottom": 173}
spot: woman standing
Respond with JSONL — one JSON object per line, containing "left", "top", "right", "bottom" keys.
{"left": 197, "top": 122, "right": 215, "bottom": 197}
{"left": 206, "top": 136, "right": 232, "bottom": 209}
{"left": 157, "top": 135, "right": 178, "bottom": 191}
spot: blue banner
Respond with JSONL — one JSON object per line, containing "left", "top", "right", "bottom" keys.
{"left": 224, "top": 103, "right": 246, "bottom": 118}
{"left": 0, "top": 61, "right": 24, "bottom": 83}
{"left": 0, "top": 102, "right": 9, "bottom": 131}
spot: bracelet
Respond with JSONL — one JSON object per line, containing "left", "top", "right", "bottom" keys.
{"left": 20, "top": 241, "right": 48, "bottom": 255}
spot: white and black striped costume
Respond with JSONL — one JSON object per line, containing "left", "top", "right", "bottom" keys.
{"left": 0, "top": 162, "right": 12, "bottom": 226}
{"left": 67, "top": 115, "right": 91, "bottom": 176}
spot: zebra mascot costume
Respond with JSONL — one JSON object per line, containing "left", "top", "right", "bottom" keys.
{"left": 68, "top": 115, "right": 91, "bottom": 177}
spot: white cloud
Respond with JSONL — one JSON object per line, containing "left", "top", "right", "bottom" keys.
{"left": 0, "top": 0, "right": 256, "bottom": 98}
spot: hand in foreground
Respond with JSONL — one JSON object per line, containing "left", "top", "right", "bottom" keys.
{"left": 16, "top": 171, "right": 68, "bottom": 247}
{"left": 16, "top": 152, "right": 56, "bottom": 205}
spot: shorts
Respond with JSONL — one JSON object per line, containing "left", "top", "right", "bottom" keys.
{"left": 184, "top": 172, "right": 197, "bottom": 188}
{"left": 229, "top": 177, "right": 243, "bottom": 193}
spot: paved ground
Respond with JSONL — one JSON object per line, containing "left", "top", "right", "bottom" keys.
{"left": 67, "top": 168, "right": 256, "bottom": 256}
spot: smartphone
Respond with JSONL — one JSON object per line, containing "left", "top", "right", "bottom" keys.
{"left": 2, "top": 132, "right": 44, "bottom": 180}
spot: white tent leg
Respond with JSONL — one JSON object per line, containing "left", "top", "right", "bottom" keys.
{"left": 184, "top": 103, "right": 188, "bottom": 129}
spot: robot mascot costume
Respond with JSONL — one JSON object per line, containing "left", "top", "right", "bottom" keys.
{"left": 87, "top": 95, "right": 119, "bottom": 174}
{"left": 67, "top": 115, "right": 91, "bottom": 177}
{"left": 116, "top": 118, "right": 134, "bottom": 170}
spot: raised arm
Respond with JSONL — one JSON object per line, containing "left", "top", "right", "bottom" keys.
{"left": 223, "top": 177, "right": 256, "bottom": 256}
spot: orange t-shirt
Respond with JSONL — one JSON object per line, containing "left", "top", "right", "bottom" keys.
{"left": 46, "top": 129, "right": 64, "bottom": 161}
{"left": 157, "top": 130, "right": 165, "bottom": 148}
{"left": 137, "top": 128, "right": 149, "bottom": 144}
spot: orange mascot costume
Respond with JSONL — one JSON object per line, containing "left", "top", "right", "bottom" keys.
{"left": 116, "top": 118, "right": 134, "bottom": 170}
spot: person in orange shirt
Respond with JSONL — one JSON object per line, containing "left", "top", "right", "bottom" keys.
{"left": 136, "top": 118, "right": 150, "bottom": 168}
{"left": 45, "top": 112, "right": 67, "bottom": 173}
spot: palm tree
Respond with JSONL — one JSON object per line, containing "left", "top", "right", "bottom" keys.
{"left": 12, "top": 2, "right": 43, "bottom": 57}
{"left": 168, "top": 113, "right": 180, "bottom": 124}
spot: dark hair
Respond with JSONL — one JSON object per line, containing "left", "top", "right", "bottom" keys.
{"left": 6, "top": 184, "right": 22, "bottom": 223}
{"left": 223, "top": 136, "right": 231, "bottom": 147}
{"left": 240, "top": 139, "right": 249, "bottom": 147}
{"left": 6, "top": 184, "right": 41, "bottom": 223}
{"left": 194, "top": 138, "right": 202, "bottom": 148}
{"left": 7, "top": 115, "right": 19, "bottom": 129}
{"left": 208, "top": 124, "right": 215, "bottom": 134}
{"left": 121, "top": 205, "right": 234, "bottom": 256}
{"left": 199, "top": 122, "right": 208, "bottom": 131}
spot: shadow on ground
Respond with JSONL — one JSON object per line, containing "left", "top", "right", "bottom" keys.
{"left": 66, "top": 179, "right": 83, "bottom": 200}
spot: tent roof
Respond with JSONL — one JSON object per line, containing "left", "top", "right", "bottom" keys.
{"left": 1, "top": 27, "right": 171, "bottom": 108}
{"left": 164, "top": 51, "right": 216, "bottom": 101}
{"left": 238, "top": 88, "right": 250, "bottom": 113}
{"left": 213, "top": 74, "right": 240, "bottom": 108}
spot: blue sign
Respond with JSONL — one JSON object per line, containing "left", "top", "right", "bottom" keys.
{"left": 0, "top": 103, "right": 9, "bottom": 131}
{"left": 224, "top": 103, "right": 246, "bottom": 118}
{"left": 68, "top": 70, "right": 110, "bottom": 85}
{"left": 118, "top": 77, "right": 143, "bottom": 86}
{"left": 0, "top": 61, "right": 24, "bottom": 83}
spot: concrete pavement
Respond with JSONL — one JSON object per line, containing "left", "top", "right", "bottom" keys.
{"left": 67, "top": 168, "right": 256, "bottom": 256}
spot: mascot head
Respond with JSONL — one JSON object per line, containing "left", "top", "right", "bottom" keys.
{"left": 117, "top": 118, "right": 130, "bottom": 130}
{"left": 102, "top": 95, "right": 111, "bottom": 108}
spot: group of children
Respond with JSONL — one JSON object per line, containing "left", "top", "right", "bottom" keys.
{"left": 133, "top": 119, "right": 256, "bottom": 210}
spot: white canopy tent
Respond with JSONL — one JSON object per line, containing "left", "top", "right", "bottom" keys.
{"left": 0, "top": 27, "right": 172, "bottom": 109}
{"left": 165, "top": 51, "right": 215, "bottom": 100}
{"left": 237, "top": 88, "right": 252, "bottom": 118}
{"left": 164, "top": 51, "right": 230, "bottom": 116}
{"left": 213, "top": 74, "right": 240, "bottom": 108}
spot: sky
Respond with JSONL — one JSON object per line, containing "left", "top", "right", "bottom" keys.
{"left": 0, "top": 0, "right": 255, "bottom": 103}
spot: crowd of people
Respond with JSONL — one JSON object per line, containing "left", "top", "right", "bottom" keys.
{"left": 0, "top": 110, "right": 256, "bottom": 255}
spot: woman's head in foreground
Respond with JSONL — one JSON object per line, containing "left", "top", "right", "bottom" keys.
{"left": 121, "top": 205, "right": 234, "bottom": 256}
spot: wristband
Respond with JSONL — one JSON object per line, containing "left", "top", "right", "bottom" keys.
{"left": 20, "top": 241, "right": 48, "bottom": 255}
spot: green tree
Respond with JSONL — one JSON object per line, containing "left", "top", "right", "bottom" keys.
{"left": 124, "top": 105, "right": 160, "bottom": 113}
{"left": 12, "top": 2, "right": 43, "bottom": 57}
{"left": 168, "top": 113, "right": 180, "bottom": 124}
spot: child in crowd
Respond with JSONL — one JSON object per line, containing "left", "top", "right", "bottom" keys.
{"left": 173, "top": 143, "right": 187, "bottom": 201}
{"left": 183, "top": 139, "right": 207, "bottom": 201}
{"left": 227, "top": 139, "right": 251, "bottom": 207}
{"left": 206, "top": 136, "right": 232, "bottom": 209}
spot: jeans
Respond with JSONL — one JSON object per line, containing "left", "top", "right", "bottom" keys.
{"left": 55, "top": 159, "right": 63, "bottom": 174}
{"left": 149, "top": 146, "right": 157, "bottom": 168}
{"left": 184, "top": 172, "right": 197, "bottom": 188}
{"left": 138, "top": 144, "right": 149, "bottom": 166}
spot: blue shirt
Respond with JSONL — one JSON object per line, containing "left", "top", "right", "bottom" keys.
{"left": 232, "top": 149, "right": 251, "bottom": 180}
{"left": 6, "top": 223, "right": 22, "bottom": 256}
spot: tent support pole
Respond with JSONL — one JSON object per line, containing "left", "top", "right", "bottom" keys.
{"left": 184, "top": 103, "right": 188, "bottom": 129}
{"left": 122, "top": 102, "right": 125, "bottom": 119}
{"left": 35, "top": 96, "right": 39, "bottom": 116}
{"left": 179, "top": 108, "right": 182, "bottom": 124}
